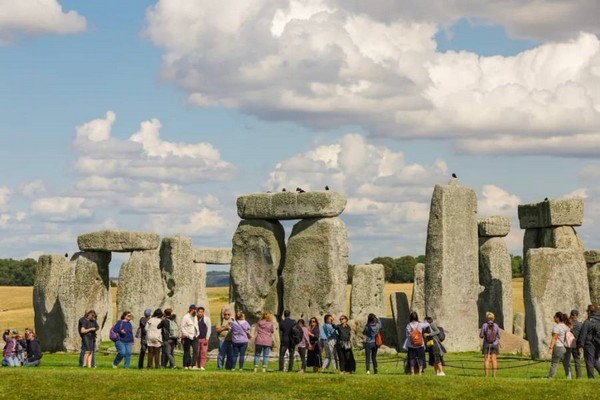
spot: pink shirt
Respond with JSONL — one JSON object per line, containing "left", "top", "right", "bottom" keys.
{"left": 255, "top": 319, "right": 274, "bottom": 347}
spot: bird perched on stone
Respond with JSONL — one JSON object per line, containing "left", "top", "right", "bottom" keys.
{"left": 325, "top": 185, "right": 329, "bottom": 190}
{"left": 544, "top": 197, "right": 548, "bottom": 201}
{"left": 449, "top": 173, "right": 458, "bottom": 185}
{"left": 64, "top": 253, "right": 68, "bottom": 258}
{"left": 282, "top": 188, "right": 286, "bottom": 192}
{"left": 296, "top": 187, "right": 305, "bottom": 193}
{"left": 452, "top": 173, "right": 457, "bottom": 178}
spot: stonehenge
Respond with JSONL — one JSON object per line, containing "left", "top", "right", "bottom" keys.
{"left": 349, "top": 263, "right": 385, "bottom": 319}
{"left": 410, "top": 263, "right": 425, "bottom": 318}
{"left": 237, "top": 191, "right": 346, "bottom": 220}
{"left": 584, "top": 250, "right": 600, "bottom": 309}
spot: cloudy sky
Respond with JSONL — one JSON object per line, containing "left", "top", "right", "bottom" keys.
{"left": 1, "top": 0, "right": 599, "bottom": 275}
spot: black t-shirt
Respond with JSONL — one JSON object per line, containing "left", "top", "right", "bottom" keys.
{"left": 78, "top": 316, "right": 87, "bottom": 338}
{"left": 81, "top": 318, "right": 98, "bottom": 339}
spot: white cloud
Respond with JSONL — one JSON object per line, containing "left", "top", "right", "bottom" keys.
{"left": 31, "top": 197, "right": 93, "bottom": 222}
{"left": 0, "top": 0, "right": 86, "bottom": 45}
{"left": 478, "top": 184, "right": 521, "bottom": 216}
{"left": 0, "top": 214, "right": 9, "bottom": 228}
{"left": 19, "top": 179, "right": 46, "bottom": 198}
{"left": 0, "top": 186, "right": 10, "bottom": 211}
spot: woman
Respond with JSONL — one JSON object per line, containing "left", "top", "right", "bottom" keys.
{"left": 80, "top": 310, "right": 98, "bottom": 368}
{"left": 23, "top": 331, "right": 42, "bottom": 367}
{"left": 253, "top": 311, "right": 274, "bottom": 373}
{"left": 112, "top": 311, "right": 134, "bottom": 369}
{"left": 2, "top": 329, "right": 19, "bottom": 367}
{"left": 229, "top": 311, "right": 251, "bottom": 371}
{"left": 405, "top": 311, "right": 429, "bottom": 375}
{"left": 159, "top": 309, "right": 177, "bottom": 368}
{"left": 145, "top": 308, "right": 163, "bottom": 368}
{"left": 296, "top": 319, "right": 312, "bottom": 373}
{"left": 363, "top": 313, "right": 382, "bottom": 374}
{"left": 306, "top": 317, "right": 322, "bottom": 372}
{"left": 547, "top": 311, "right": 572, "bottom": 379}
{"left": 480, "top": 311, "right": 500, "bottom": 378}
{"left": 335, "top": 315, "right": 355, "bottom": 374}
{"left": 321, "top": 314, "right": 338, "bottom": 372}
{"left": 425, "top": 316, "right": 446, "bottom": 376}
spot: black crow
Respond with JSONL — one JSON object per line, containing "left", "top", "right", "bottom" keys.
{"left": 325, "top": 185, "right": 329, "bottom": 191}
{"left": 296, "top": 187, "right": 305, "bottom": 193}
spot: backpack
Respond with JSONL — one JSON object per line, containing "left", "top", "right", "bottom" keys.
{"left": 291, "top": 325, "right": 303, "bottom": 347}
{"left": 485, "top": 322, "right": 497, "bottom": 343}
{"left": 437, "top": 326, "right": 446, "bottom": 342}
{"left": 169, "top": 319, "right": 180, "bottom": 340}
{"left": 409, "top": 323, "right": 423, "bottom": 347}
{"left": 564, "top": 328, "right": 576, "bottom": 348}
{"left": 146, "top": 318, "right": 162, "bottom": 343}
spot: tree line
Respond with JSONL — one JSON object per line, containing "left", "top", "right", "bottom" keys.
{"left": 0, "top": 258, "right": 38, "bottom": 286}
{"left": 348, "top": 254, "right": 524, "bottom": 283}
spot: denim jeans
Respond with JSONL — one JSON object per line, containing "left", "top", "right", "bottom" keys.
{"left": 161, "top": 339, "right": 176, "bottom": 368}
{"left": 221, "top": 340, "right": 234, "bottom": 370}
{"left": 365, "top": 341, "right": 378, "bottom": 372}
{"left": 113, "top": 341, "right": 132, "bottom": 368}
{"left": 230, "top": 342, "right": 248, "bottom": 370}
{"left": 254, "top": 344, "right": 271, "bottom": 368}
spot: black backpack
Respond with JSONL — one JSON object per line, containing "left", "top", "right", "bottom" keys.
{"left": 437, "top": 326, "right": 446, "bottom": 342}
{"left": 291, "top": 325, "right": 303, "bottom": 347}
{"left": 591, "top": 319, "right": 600, "bottom": 349}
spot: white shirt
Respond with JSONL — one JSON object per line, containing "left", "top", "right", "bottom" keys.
{"left": 181, "top": 312, "right": 199, "bottom": 339}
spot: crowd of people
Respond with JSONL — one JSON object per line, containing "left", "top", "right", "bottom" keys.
{"left": 1, "top": 327, "right": 42, "bottom": 367}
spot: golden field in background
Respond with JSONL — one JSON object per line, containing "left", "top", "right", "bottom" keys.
{"left": 0, "top": 279, "right": 524, "bottom": 331}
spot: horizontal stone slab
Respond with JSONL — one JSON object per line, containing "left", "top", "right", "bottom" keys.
{"left": 518, "top": 198, "right": 583, "bottom": 229}
{"left": 478, "top": 216, "right": 511, "bottom": 237}
{"left": 77, "top": 230, "right": 160, "bottom": 252}
{"left": 193, "top": 247, "right": 232, "bottom": 265}
{"left": 237, "top": 191, "right": 346, "bottom": 220}
{"left": 584, "top": 250, "right": 600, "bottom": 265}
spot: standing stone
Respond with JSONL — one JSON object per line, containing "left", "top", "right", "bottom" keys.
{"left": 117, "top": 249, "right": 164, "bottom": 333}
{"left": 478, "top": 237, "right": 513, "bottom": 330}
{"left": 390, "top": 292, "right": 410, "bottom": 351}
{"left": 424, "top": 183, "right": 480, "bottom": 352}
{"left": 513, "top": 312, "right": 525, "bottom": 338}
{"left": 230, "top": 220, "right": 285, "bottom": 324}
{"left": 411, "top": 263, "right": 425, "bottom": 318}
{"left": 585, "top": 251, "right": 600, "bottom": 306}
{"left": 350, "top": 264, "right": 385, "bottom": 319}
{"left": 524, "top": 248, "right": 590, "bottom": 359}
{"left": 282, "top": 217, "right": 348, "bottom": 319}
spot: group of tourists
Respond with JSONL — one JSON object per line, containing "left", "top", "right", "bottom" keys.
{"left": 2, "top": 327, "right": 42, "bottom": 367}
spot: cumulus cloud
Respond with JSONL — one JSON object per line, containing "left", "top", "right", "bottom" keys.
{"left": 31, "top": 197, "right": 93, "bottom": 222}
{"left": 0, "top": 187, "right": 10, "bottom": 211}
{"left": 478, "top": 184, "right": 521, "bottom": 217}
{"left": 144, "top": 1, "right": 600, "bottom": 157}
{"left": 19, "top": 179, "right": 46, "bottom": 198}
{"left": 0, "top": 0, "right": 86, "bottom": 45}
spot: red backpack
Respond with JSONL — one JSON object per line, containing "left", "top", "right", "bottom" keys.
{"left": 410, "top": 323, "right": 423, "bottom": 346}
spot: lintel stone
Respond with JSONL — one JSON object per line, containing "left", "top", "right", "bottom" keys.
{"left": 584, "top": 250, "right": 600, "bottom": 265}
{"left": 478, "top": 216, "right": 511, "bottom": 237}
{"left": 78, "top": 230, "right": 160, "bottom": 252}
{"left": 237, "top": 191, "right": 346, "bottom": 220}
{"left": 518, "top": 198, "right": 583, "bottom": 229}
{"left": 193, "top": 247, "right": 232, "bottom": 265}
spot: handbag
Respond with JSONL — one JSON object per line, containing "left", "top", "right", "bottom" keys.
{"left": 426, "top": 339, "right": 434, "bottom": 348}
{"left": 375, "top": 331, "right": 383, "bottom": 347}
{"left": 109, "top": 321, "right": 123, "bottom": 342}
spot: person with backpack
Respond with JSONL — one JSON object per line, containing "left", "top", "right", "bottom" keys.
{"left": 363, "top": 313, "right": 382, "bottom": 375}
{"left": 576, "top": 304, "right": 600, "bottom": 378}
{"left": 425, "top": 316, "right": 446, "bottom": 376}
{"left": 405, "top": 311, "right": 429, "bottom": 375}
{"left": 480, "top": 311, "right": 500, "bottom": 378}
{"left": 279, "top": 309, "right": 297, "bottom": 372}
{"left": 111, "top": 311, "right": 134, "bottom": 369}
{"left": 196, "top": 306, "right": 211, "bottom": 370}
{"left": 547, "top": 311, "right": 572, "bottom": 379}
{"left": 159, "top": 308, "right": 177, "bottom": 368}
{"left": 137, "top": 308, "right": 151, "bottom": 369}
{"left": 145, "top": 308, "right": 164, "bottom": 369}
{"left": 565, "top": 309, "right": 583, "bottom": 379}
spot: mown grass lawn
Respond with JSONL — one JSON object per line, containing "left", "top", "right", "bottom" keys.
{"left": 1, "top": 350, "right": 593, "bottom": 400}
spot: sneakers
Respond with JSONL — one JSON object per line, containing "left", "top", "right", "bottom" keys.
{"left": 253, "top": 367, "right": 258, "bottom": 373}
{"left": 239, "top": 368, "right": 243, "bottom": 372}
{"left": 366, "top": 370, "right": 370, "bottom": 375}
{"left": 112, "top": 364, "right": 118, "bottom": 369}
{"left": 437, "top": 372, "right": 446, "bottom": 376}
{"left": 262, "top": 367, "right": 267, "bottom": 373}
{"left": 200, "top": 367, "right": 205, "bottom": 371}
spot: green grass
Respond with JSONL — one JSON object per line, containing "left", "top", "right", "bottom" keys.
{"left": 0, "top": 350, "right": 592, "bottom": 400}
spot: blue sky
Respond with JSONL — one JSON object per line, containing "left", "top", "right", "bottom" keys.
{"left": 1, "top": 1, "right": 599, "bottom": 276}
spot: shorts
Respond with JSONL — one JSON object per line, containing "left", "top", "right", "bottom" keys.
{"left": 483, "top": 344, "right": 499, "bottom": 355}
{"left": 82, "top": 336, "right": 95, "bottom": 352}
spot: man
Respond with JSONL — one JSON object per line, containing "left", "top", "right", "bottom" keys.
{"left": 196, "top": 306, "right": 212, "bottom": 370}
{"left": 23, "top": 331, "right": 42, "bottom": 367}
{"left": 181, "top": 304, "right": 199, "bottom": 369}
{"left": 215, "top": 308, "right": 233, "bottom": 369}
{"left": 78, "top": 309, "right": 95, "bottom": 367}
{"left": 577, "top": 304, "right": 600, "bottom": 378}
{"left": 137, "top": 308, "right": 151, "bottom": 369}
{"left": 567, "top": 309, "right": 583, "bottom": 379}
{"left": 279, "top": 310, "right": 296, "bottom": 372}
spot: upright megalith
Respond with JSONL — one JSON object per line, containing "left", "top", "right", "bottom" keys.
{"left": 237, "top": 191, "right": 346, "bottom": 220}
{"left": 585, "top": 250, "right": 600, "bottom": 306}
{"left": 282, "top": 217, "right": 348, "bottom": 319}
{"left": 350, "top": 264, "right": 385, "bottom": 319}
{"left": 117, "top": 249, "right": 164, "bottom": 331}
{"left": 230, "top": 220, "right": 285, "bottom": 324}
{"left": 391, "top": 292, "right": 410, "bottom": 350}
{"left": 424, "top": 182, "right": 479, "bottom": 352}
{"left": 411, "top": 263, "right": 425, "bottom": 318}
{"left": 524, "top": 248, "right": 590, "bottom": 359}
{"left": 77, "top": 230, "right": 160, "bottom": 252}
{"left": 478, "top": 216, "right": 513, "bottom": 330}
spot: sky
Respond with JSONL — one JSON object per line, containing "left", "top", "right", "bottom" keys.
{"left": 1, "top": 0, "right": 599, "bottom": 276}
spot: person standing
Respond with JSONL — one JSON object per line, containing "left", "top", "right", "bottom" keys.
{"left": 181, "top": 304, "right": 199, "bottom": 370}
{"left": 406, "top": 311, "right": 429, "bottom": 375}
{"left": 576, "top": 304, "right": 600, "bottom": 378}
{"left": 335, "top": 315, "right": 355, "bottom": 374}
{"left": 196, "top": 306, "right": 211, "bottom": 370}
{"left": 229, "top": 311, "right": 251, "bottom": 371}
{"left": 424, "top": 316, "right": 446, "bottom": 376}
{"left": 80, "top": 310, "right": 98, "bottom": 368}
{"left": 78, "top": 309, "right": 95, "bottom": 368}
{"left": 254, "top": 311, "right": 274, "bottom": 373}
{"left": 296, "top": 319, "right": 311, "bottom": 373}
{"left": 216, "top": 308, "right": 233, "bottom": 370}
{"left": 112, "top": 311, "right": 134, "bottom": 369}
{"left": 566, "top": 309, "right": 583, "bottom": 379}
{"left": 480, "top": 311, "right": 500, "bottom": 378}
{"left": 159, "top": 308, "right": 177, "bottom": 369}
{"left": 145, "top": 309, "right": 163, "bottom": 369}
{"left": 137, "top": 308, "right": 151, "bottom": 369}
{"left": 279, "top": 310, "right": 296, "bottom": 372}
{"left": 363, "top": 313, "right": 382, "bottom": 375}
{"left": 306, "top": 317, "right": 322, "bottom": 373}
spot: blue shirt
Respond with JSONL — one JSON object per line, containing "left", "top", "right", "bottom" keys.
{"left": 113, "top": 320, "right": 134, "bottom": 343}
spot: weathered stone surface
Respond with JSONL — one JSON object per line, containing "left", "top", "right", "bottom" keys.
{"left": 34, "top": 252, "right": 112, "bottom": 352}
{"left": 478, "top": 237, "right": 513, "bottom": 330}
{"left": 540, "top": 226, "right": 584, "bottom": 250}
{"left": 350, "top": 264, "right": 385, "bottom": 319}
{"left": 116, "top": 249, "right": 164, "bottom": 339}
{"left": 159, "top": 236, "right": 208, "bottom": 323}
{"left": 425, "top": 183, "right": 480, "bottom": 352}
{"left": 513, "top": 312, "right": 525, "bottom": 338}
{"left": 237, "top": 191, "right": 346, "bottom": 220}
{"left": 499, "top": 329, "right": 530, "bottom": 356}
{"left": 518, "top": 198, "right": 584, "bottom": 229}
{"left": 588, "top": 263, "right": 600, "bottom": 307}
{"left": 282, "top": 217, "right": 348, "bottom": 319}
{"left": 193, "top": 247, "right": 232, "bottom": 265}
{"left": 410, "top": 263, "right": 425, "bottom": 318}
{"left": 524, "top": 248, "right": 590, "bottom": 359}
{"left": 478, "top": 216, "right": 511, "bottom": 237}
{"left": 584, "top": 250, "right": 600, "bottom": 265}
{"left": 390, "top": 292, "right": 410, "bottom": 350}
{"left": 230, "top": 220, "right": 285, "bottom": 324}
{"left": 77, "top": 230, "right": 160, "bottom": 252}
